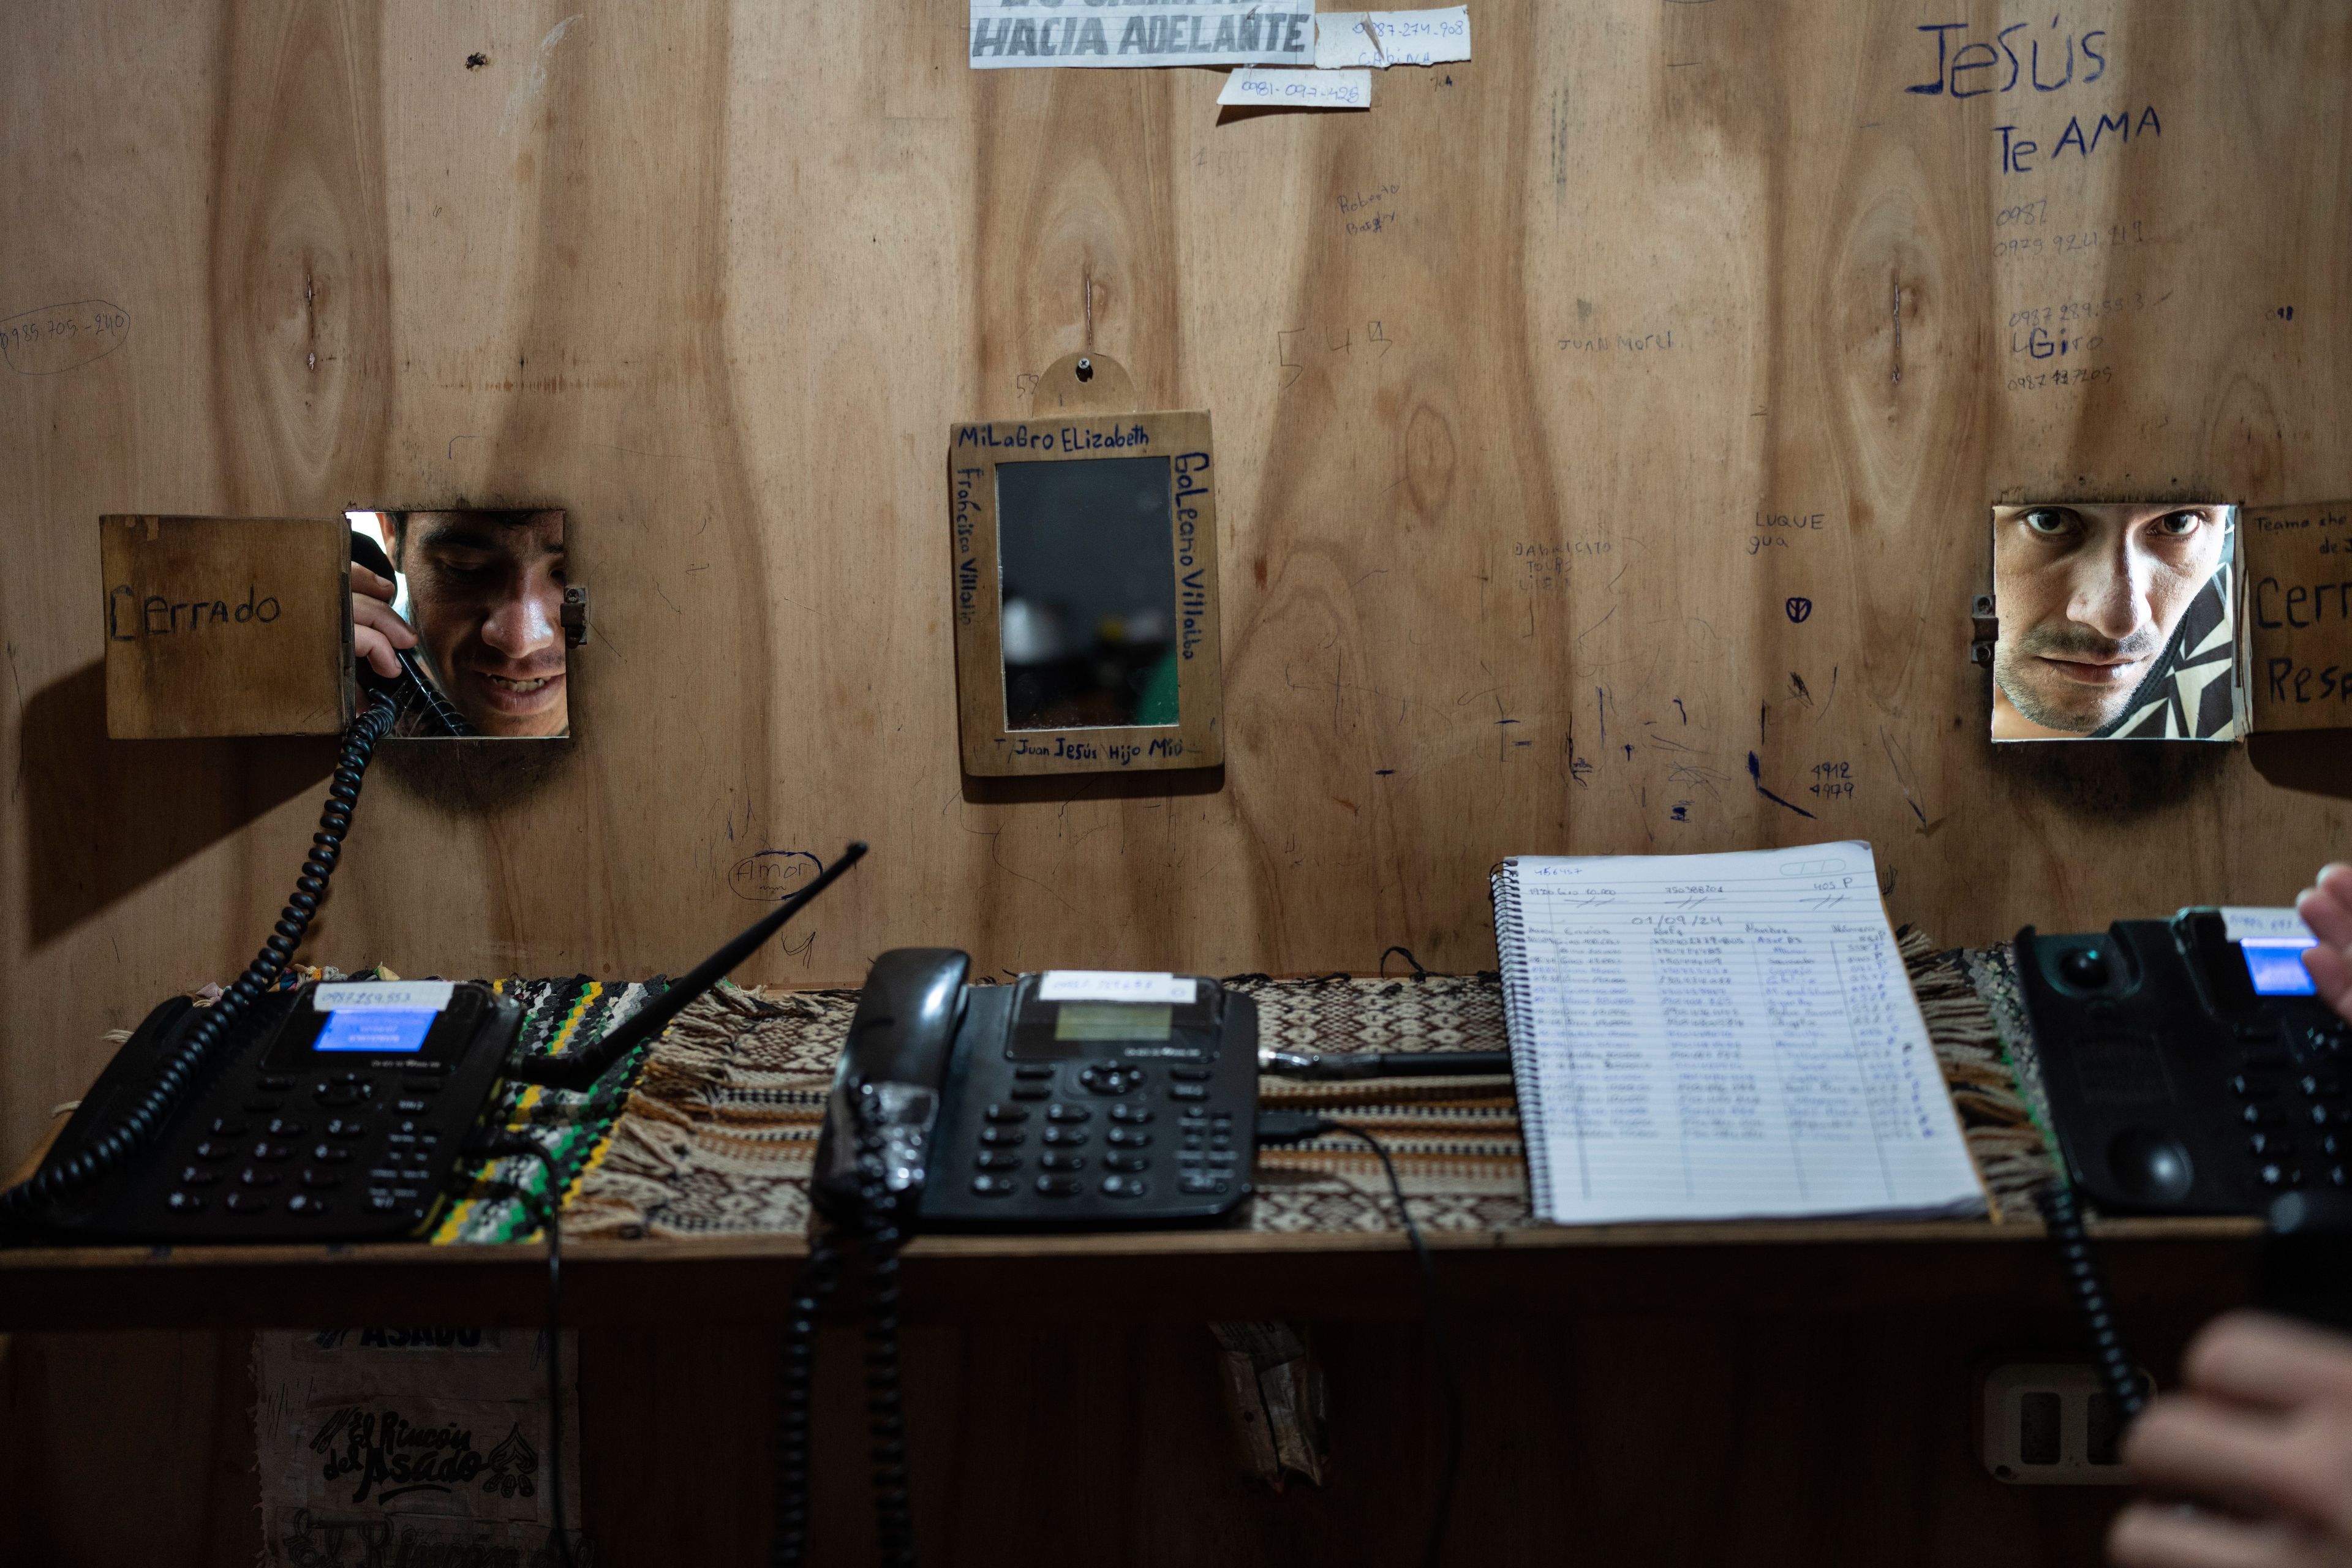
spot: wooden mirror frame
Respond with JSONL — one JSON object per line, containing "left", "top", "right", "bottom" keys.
{"left": 947, "top": 410, "right": 1224, "bottom": 777}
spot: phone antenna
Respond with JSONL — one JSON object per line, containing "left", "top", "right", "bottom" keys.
{"left": 513, "top": 842, "right": 869, "bottom": 1090}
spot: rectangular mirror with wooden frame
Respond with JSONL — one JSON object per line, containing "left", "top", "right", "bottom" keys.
{"left": 948, "top": 412, "right": 1224, "bottom": 777}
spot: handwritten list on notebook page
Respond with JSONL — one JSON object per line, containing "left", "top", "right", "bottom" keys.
{"left": 1493, "top": 842, "right": 1986, "bottom": 1225}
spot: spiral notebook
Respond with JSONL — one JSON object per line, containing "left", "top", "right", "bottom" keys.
{"left": 1492, "top": 842, "right": 1986, "bottom": 1225}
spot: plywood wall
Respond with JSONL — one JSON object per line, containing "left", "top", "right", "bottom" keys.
{"left": 6, "top": 1, "right": 2350, "bottom": 1164}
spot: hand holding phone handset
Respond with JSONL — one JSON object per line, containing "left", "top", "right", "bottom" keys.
{"left": 350, "top": 528, "right": 474, "bottom": 737}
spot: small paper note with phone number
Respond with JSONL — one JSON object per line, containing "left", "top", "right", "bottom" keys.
{"left": 1039, "top": 971, "right": 1199, "bottom": 1004}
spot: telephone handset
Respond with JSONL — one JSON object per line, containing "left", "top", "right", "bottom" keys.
{"left": 31, "top": 981, "right": 521, "bottom": 1242}
{"left": 813, "top": 954, "right": 1261, "bottom": 1231}
{"left": 2021, "top": 907, "right": 2351, "bottom": 1215}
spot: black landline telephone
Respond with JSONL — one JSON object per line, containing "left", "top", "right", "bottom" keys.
{"left": 2019, "top": 908, "right": 2348, "bottom": 1215}
{"left": 812, "top": 952, "right": 1261, "bottom": 1229}
{"left": 29, "top": 979, "right": 521, "bottom": 1242}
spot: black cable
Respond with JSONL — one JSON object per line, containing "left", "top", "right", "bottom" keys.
{"left": 1262, "top": 1049, "right": 1513, "bottom": 1081}
{"left": 772, "top": 1229, "right": 846, "bottom": 1568}
{"left": 1379, "top": 946, "right": 1433, "bottom": 979}
{"left": 1257, "top": 1111, "right": 1460, "bottom": 1568}
{"left": 2035, "top": 1178, "right": 2147, "bottom": 1422}
{"left": 484, "top": 1137, "right": 579, "bottom": 1568}
{"left": 0, "top": 688, "right": 401, "bottom": 1226}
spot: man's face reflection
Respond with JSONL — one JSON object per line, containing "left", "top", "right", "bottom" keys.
{"left": 395, "top": 510, "right": 568, "bottom": 737}
{"left": 1991, "top": 503, "right": 2228, "bottom": 739}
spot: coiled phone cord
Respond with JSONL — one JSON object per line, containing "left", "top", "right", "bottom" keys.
{"left": 862, "top": 1204, "right": 918, "bottom": 1568}
{"left": 0, "top": 688, "right": 401, "bottom": 1225}
{"left": 772, "top": 1135, "right": 918, "bottom": 1568}
{"left": 2036, "top": 1178, "right": 2149, "bottom": 1422}
{"left": 772, "top": 1228, "right": 845, "bottom": 1568}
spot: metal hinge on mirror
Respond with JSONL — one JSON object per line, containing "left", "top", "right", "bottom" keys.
{"left": 1970, "top": 594, "right": 1999, "bottom": 667}
{"left": 562, "top": 584, "right": 589, "bottom": 647}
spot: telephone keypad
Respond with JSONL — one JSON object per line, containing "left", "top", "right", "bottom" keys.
{"left": 284, "top": 1193, "right": 328, "bottom": 1216}
{"left": 222, "top": 1191, "right": 271, "bottom": 1213}
{"left": 243, "top": 1098, "right": 283, "bottom": 1115}
{"left": 309, "top": 1142, "right": 352, "bottom": 1164}
{"left": 192, "top": 1140, "right": 233, "bottom": 1162}
{"left": 300, "top": 1170, "right": 342, "bottom": 1189}
{"left": 165, "top": 1190, "right": 205, "bottom": 1212}
{"left": 394, "top": 1098, "right": 429, "bottom": 1114}
{"left": 918, "top": 981, "right": 1254, "bottom": 1229}
{"left": 323, "top": 1118, "right": 367, "bottom": 1139}
{"left": 210, "top": 1117, "right": 249, "bottom": 1137}
{"left": 265, "top": 1118, "right": 308, "bottom": 1138}
{"left": 984, "top": 1103, "right": 1030, "bottom": 1123}
{"left": 979, "top": 1126, "right": 1025, "bottom": 1147}
{"left": 178, "top": 1166, "right": 219, "bottom": 1186}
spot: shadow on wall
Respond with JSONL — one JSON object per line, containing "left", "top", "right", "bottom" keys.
{"left": 18, "top": 662, "right": 330, "bottom": 946}
{"left": 2247, "top": 733, "right": 2352, "bottom": 802}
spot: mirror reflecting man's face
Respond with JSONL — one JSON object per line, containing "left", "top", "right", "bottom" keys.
{"left": 1991, "top": 503, "right": 2231, "bottom": 740}
{"left": 394, "top": 510, "right": 568, "bottom": 737}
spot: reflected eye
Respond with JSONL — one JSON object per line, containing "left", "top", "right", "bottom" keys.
{"left": 2021, "top": 507, "right": 2078, "bottom": 537}
{"left": 2153, "top": 509, "right": 2206, "bottom": 537}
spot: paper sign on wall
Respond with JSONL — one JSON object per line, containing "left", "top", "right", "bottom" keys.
{"left": 1314, "top": 7, "right": 1473, "bottom": 69}
{"left": 968, "top": 1, "right": 1315, "bottom": 69}
{"left": 1218, "top": 68, "right": 1373, "bottom": 109}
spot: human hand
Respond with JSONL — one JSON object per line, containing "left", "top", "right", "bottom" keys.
{"left": 2299, "top": 866, "right": 2352, "bottom": 1025}
{"left": 2111, "top": 1310, "right": 2352, "bottom": 1567}
{"left": 352, "top": 564, "right": 417, "bottom": 680}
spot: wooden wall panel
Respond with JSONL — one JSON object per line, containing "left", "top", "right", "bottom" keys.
{"left": 6, "top": 2, "right": 2352, "bottom": 1171}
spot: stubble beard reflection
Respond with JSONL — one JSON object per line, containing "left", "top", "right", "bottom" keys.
{"left": 1994, "top": 621, "right": 2163, "bottom": 734}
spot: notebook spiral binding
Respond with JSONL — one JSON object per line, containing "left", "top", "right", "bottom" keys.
{"left": 1490, "top": 860, "right": 1553, "bottom": 1218}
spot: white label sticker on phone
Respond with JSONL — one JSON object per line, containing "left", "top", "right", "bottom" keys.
{"left": 2218, "top": 907, "right": 2315, "bottom": 943}
{"left": 312, "top": 980, "right": 457, "bottom": 1011}
{"left": 1037, "top": 971, "right": 1198, "bottom": 1005}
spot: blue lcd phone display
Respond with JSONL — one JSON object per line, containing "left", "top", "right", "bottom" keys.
{"left": 2242, "top": 938, "right": 2319, "bottom": 997}
{"left": 314, "top": 1008, "right": 439, "bottom": 1054}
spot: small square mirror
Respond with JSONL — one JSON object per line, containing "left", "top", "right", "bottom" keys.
{"left": 1989, "top": 502, "right": 2242, "bottom": 742}
{"left": 348, "top": 508, "right": 573, "bottom": 740}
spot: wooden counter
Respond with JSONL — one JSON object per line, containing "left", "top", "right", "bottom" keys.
{"left": 0, "top": 1215, "right": 2261, "bottom": 1332}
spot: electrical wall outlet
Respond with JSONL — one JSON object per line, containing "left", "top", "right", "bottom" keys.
{"left": 1980, "top": 1362, "right": 2147, "bottom": 1485}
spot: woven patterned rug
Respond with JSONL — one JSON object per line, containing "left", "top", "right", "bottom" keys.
{"left": 561, "top": 932, "right": 2059, "bottom": 1240}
